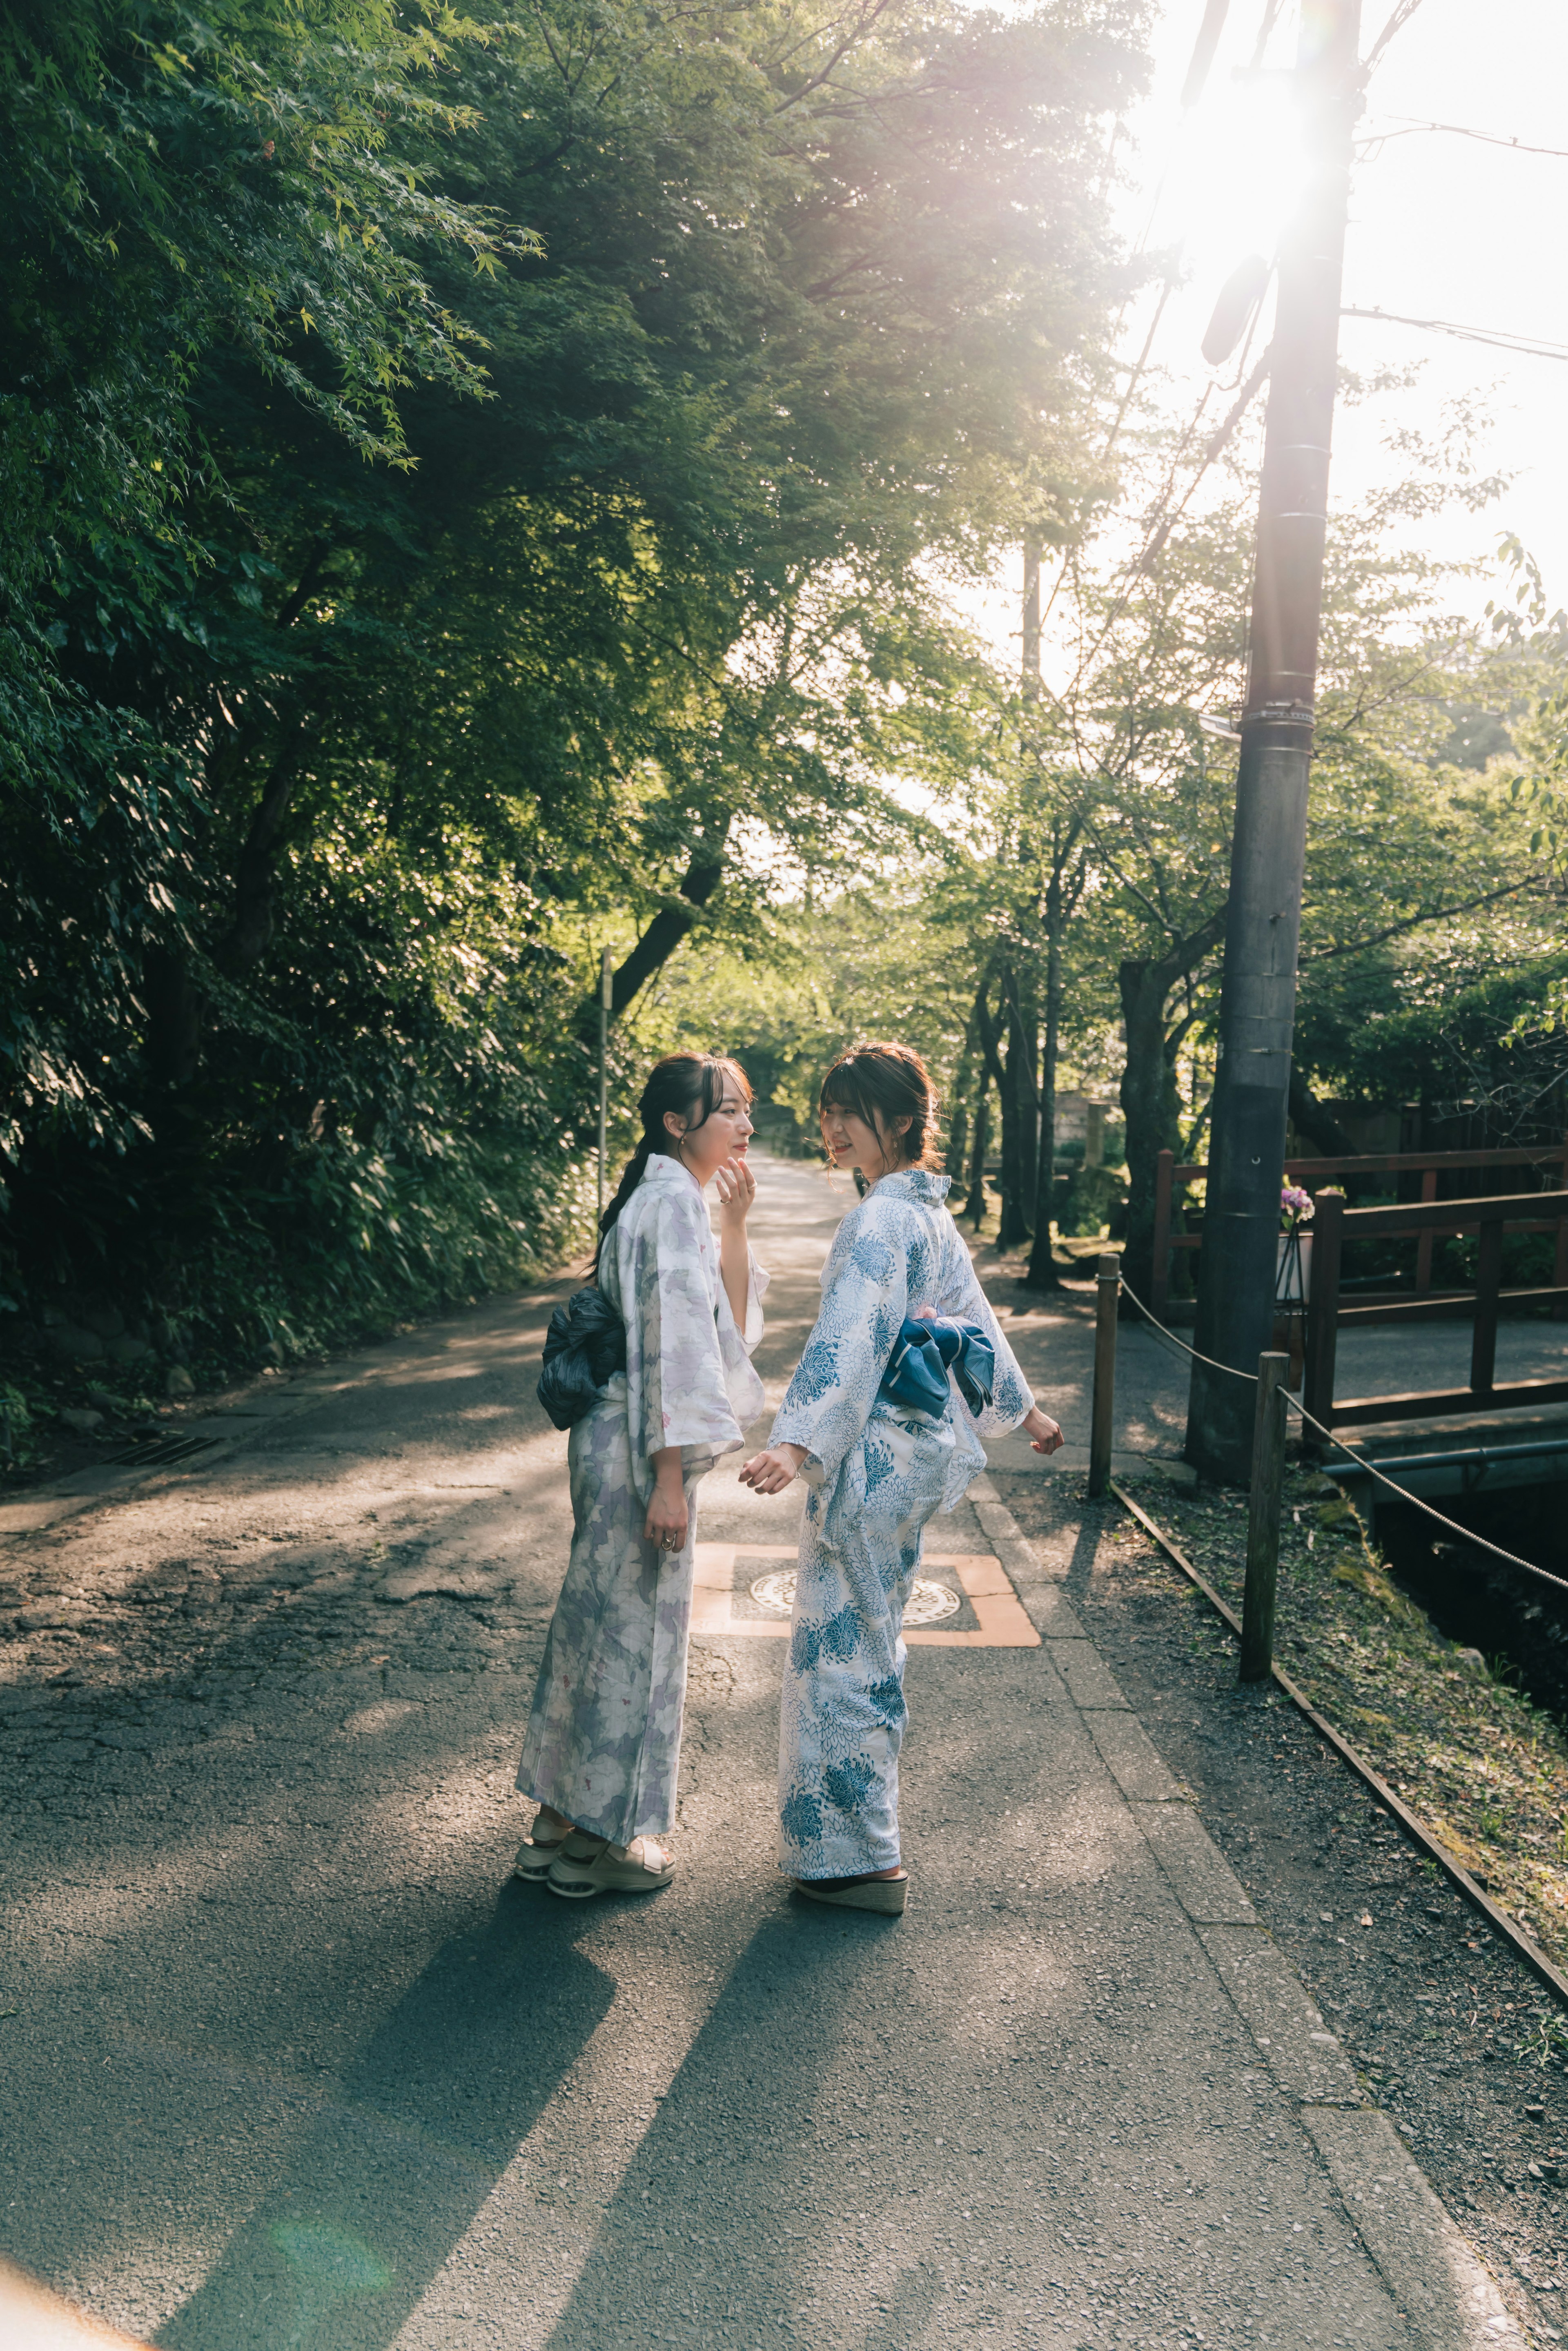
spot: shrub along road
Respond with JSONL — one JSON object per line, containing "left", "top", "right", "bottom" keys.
{"left": 0, "top": 1155, "right": 1531, "bottom": 2349}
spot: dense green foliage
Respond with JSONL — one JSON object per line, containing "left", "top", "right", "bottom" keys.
{"left": 0, "top": 0, "right": 1145, "bottom": 1412}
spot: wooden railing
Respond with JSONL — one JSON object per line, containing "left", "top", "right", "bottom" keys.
{"left": 1303, "top": 1188, "right": 1568, "bottom": 1432}
{"left": 1150, "top": 1139, "right": 1568, "bottom": 1321}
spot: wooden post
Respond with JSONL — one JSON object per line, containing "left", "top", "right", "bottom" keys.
{"left": 1152, "top": 1149, "right": 1174, "bottom": 1320}
{"left": 1414, "top": 1164, "right": 1437, "bottom": 1293}
{"left": 1470, "top": 1210, "right": 1503, "bottom": 1397}
{"left": 1554, "top": 1133, "right": 1568, "bottom": 1323}
{"left": 1241, "top": 1351, "right": 1289, "bottom": 1683}
{"left": 1301, "top": 1188, "right": 1343, "bottom": 1448}
{"left": 1089, "top": 1252, "right": 1120, "bottom": 1498}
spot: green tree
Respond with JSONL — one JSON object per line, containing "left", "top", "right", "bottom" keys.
{"left": 1025, "top": 386, "right": 1540, "bottom": 1301}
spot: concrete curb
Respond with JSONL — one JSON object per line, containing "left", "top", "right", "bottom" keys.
{"left": 968, "top": 1471, "right": 1528, "bottom": 2351}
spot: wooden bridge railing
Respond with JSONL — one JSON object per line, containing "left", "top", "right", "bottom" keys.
{"left": 1150, "top": 1139, "right": 1568, "bottom": 1322}
{"left": 1303, "top": 1188, "right": 1568, "bottom": 1433}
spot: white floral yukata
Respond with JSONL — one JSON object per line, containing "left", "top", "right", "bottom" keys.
{"left": 517, "top": 1153, "right": 767, "bottom": 1843}
{"left": 771, "top": 1168, "right": 1033, "bottom": 1880}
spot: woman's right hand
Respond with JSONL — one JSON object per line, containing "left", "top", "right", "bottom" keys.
{"left": 739, "top": 1442, "right": 808, "bottom": 1494}
{"left": 713, "top": 1154, "right": 755, "bottom": 1229}
{"left": 1022, "top": 1405, "right": 1065, "bottom": 1456}
{"left": 644, "top": 1448, "right": 689, "bottom": 1552}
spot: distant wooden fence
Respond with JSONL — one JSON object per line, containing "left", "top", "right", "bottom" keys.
{"left": 1151, "top": 1140, "right": 1568, "bottom": 1321}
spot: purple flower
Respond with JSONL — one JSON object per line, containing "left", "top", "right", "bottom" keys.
{"left": 1280, "top": 1184, "right": 1315, "bottom": 1224}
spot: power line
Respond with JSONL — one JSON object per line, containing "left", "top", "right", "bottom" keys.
{"left": 1361, "top": 114, "right": 1568, "bottom": 163}
{"left": 1342, "top": 305, "right": 1568, "bottom": 364}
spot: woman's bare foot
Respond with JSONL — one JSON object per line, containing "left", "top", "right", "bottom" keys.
{"left": 533, "top": 1804, "right": 575, "bottom": 1839}
{"left": 611, "top": 1835, "right": 669, "bottom": 1870}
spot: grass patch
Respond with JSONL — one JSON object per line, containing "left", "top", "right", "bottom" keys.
{"left": 1125, "top": 1467, "right": 1568, "bottom": 1979}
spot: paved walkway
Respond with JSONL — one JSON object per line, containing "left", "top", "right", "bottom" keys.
{"left": 0, "top": 1158, "right": 1522, "bottom": 2349}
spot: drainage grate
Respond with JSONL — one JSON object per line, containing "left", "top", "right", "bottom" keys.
{"left": 108, "top": 1435, "right": 225, "bottom": 1470}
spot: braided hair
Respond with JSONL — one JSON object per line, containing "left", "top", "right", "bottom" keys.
{"left": 593, "top": 1053, "right": 752, "bottom": 1276}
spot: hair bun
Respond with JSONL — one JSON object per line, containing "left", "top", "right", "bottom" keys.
{"left": 817, "top": 1042, "right": 942, "bottom": 1170}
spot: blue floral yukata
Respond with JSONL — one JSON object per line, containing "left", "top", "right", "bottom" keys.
{"left": 517, "top": 1153, "right": 767, "bottom": 1844}
{"left": 771, "top": 1168, "right": 1034, "bottom": 1880}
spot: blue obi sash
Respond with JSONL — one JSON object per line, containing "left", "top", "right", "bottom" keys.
{"left": 878, "top": 1317, "right": 995, "bottom": 1427}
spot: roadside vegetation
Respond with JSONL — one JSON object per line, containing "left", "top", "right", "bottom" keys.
{"left": 1120, "top": 1466, "right": 1568, "bottom": 1982}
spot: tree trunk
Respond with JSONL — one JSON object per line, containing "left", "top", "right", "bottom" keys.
{"left": 225, "top": 728, "right": 305, "bottom": 975}
{"left": 1118, "top": 964, "right": 1194, "bottom": 1306}
{"left": 1012, "top": 968, "right": 1039, "bottom": 1248}
{"left": 144, "top": 948, "right": 203, "bottom": 1092}
{"left": 581, "top": 817, "right": 732, "bottom": 1037}
{"left": 978, "top": 973, "right": 1029, "bottom": 1255}
{"left": 945, "top": 1030, "right": 975, "bottom": 1181}
{"left": 1287, "top": 1067, "right": 1357, "bottom": 1157}
{"left": 1024, "top": 878, "right": 1065, "bottom": 1290}
{"left": 964, "top": 1084, "right": 991, "bottom": 1226}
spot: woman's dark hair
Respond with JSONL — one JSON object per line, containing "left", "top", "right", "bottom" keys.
{"left": 818, "top": 1042, "right": 941, "bottom": 1171}
{"left": 593, "top": 1053, "right": 751, "bottom": 1273}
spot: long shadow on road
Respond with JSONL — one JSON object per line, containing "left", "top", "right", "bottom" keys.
{"left": 539, "top": 1901, "right": 920, "bottom": 2351}
{"left": 158, "top": 1884, "right": 614, "bottom": 2351}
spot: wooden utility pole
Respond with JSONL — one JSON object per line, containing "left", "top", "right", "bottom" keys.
{"left": 1185, "top": 0, "right": 1363, "bottom": 1482}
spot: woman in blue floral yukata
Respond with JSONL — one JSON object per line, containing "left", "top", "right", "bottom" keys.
{"left": 742, "top": 1043, "right": 1062, "bottom": 1914}
{"left": 515, "top": 1054, "right": 767, "bottom": 1900}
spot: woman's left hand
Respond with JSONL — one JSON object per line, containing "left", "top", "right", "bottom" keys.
{"left": 1022, "top": 1405, "right": 1065, "bottom": 1456}
{"left": 713, "top": 1154, "right": 755, "bottom": 1228}
{"left": 739, "top": 1442, "right": 808, "bottom": 1494}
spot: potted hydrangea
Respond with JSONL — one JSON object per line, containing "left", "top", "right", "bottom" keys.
{"left": 1276, "top": 1183, "right": 1315, "bottom": 1306}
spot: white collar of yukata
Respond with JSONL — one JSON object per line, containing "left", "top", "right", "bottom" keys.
{"left": 638, "top": 1149, "right": 704, "bottom": 1195}
{"left": 871, "top": 1166, "right": 951, "bottom": 1204}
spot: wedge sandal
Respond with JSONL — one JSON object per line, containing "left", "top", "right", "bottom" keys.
{"left": 793, "top": 1872, "right": 909, "bottom": 1916}
{"left": 512, "top": 1823, "right": 573, "bottom": 1883}
{"left": 547, "top": 1834, "right": 675, "bottom": 1900}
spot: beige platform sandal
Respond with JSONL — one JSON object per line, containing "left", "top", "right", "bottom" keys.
{"left": 547, "top": 1833, "right": 676, "bottom": 1900}
{"left": 793, "top": 1871, "right": 909, "bottom": 1916}
{"left": 513, "top": 1809, "right": 575, "bottom": 1883}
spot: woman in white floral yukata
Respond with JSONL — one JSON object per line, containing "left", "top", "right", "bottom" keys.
{"left": 742, "top": 1043, "right": 1063, "bottom": 1914}
{"left": 515, "top": 1054, "right": 766, "bottom": 1900}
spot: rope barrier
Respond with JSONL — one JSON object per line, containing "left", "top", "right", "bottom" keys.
{"left": 1111, "top": 1271, "right": 1568, "bottom": 1600}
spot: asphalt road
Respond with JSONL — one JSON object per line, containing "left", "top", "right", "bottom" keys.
{"left": 0, "top": 1156, "right": 1520, "bottom": 2349}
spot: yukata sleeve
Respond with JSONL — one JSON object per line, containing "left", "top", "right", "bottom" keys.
{"left": 713, "top": 1243, "right": 769, "bottom": 1426}
{"left": 741, "top": 1245, "right": 769, "bottom": 1351}
{"left": 770, "top": 1201, "right": 909, "bottom": 1486}
{"left": 624, "top": 1190, "right": 746, "bottom": 1471}
{"left": 941, "top": 1232, "right": 1036, "bottom": 1436}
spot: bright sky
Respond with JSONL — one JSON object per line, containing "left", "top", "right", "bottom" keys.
{"left": 1158, "top": 0, "right": 1568, "bottom": 588}
{"left": 971, "top": 0, "right": 1568, "bottom": 670}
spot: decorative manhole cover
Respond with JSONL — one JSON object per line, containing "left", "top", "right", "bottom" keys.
{"left": 748, "top": 1570, "right": 962, "bottom": 1625}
